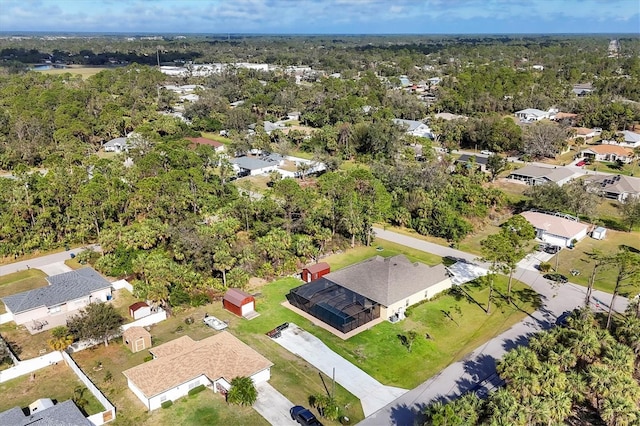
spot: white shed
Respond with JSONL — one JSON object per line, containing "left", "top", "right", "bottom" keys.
{"left": 591, "top": 227, "right": 607, "bottom": 240}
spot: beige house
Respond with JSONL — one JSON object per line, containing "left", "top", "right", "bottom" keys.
{"left": 1, "top": 268, "right": 112, "bottom": 332}
{"left": 521, "top": 211, "right": 589, "bottom": 248}
{"left": 123, "top": 326, "right": 151, "bottom": 353}
{"left": 122, "top": 332, "right": 272, "bottom": 411}
{"left": 581, "top": 145, "right": 634, "bottom": 164}
{"left": 287, "top": 255, "right": 452, "bottom": 333}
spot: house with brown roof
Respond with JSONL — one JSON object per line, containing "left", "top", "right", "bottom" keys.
{"left": 520, "top": 211, "right": 589, "bottom": 248}
{"left": 580, "top": 145, "right": 634, "bottom": 164}
{"left": 287, "top": 255, "right": 452, "bottom": 333}
{"left": 123, "top": 332, "right": 272, "bottom": 410}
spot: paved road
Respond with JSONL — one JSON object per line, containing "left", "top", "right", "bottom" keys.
{"left": 0, "top": 245, "right": 100, "bottom": 277}
{"left": 360, "top": 228, "right": 628, "bottom": 426}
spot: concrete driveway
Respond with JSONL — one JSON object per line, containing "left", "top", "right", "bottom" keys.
{"left": 253, "top": 382, "right": 297, "bottom": 425}
{"left": 38, "top": 261, "right": 73, "bottom": 276}
{"left": 273, "top": 323, "right": 408, "bottom": 417}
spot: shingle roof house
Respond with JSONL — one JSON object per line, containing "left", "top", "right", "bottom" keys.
{"left": 508, "top": 165, "right": 575, "bottom": 186}
{"left": 287, "top": 255, "right": 452, "bottom": 333}
{"left": 0, "top": 400, "right": 91, "bottom": 425}
{"left": 520, "top": 211, "right": 589, "bottom": 248}
{"left": 123, "top": 332, "right": 273, "bottom": 411}
{"left": 1, "top": 267, "right": 112, "bottom": 329}
{"left": 392, "top": 119, "right": 433, "bottom": 138}
{"left": 583, "top": 174, "right": 640, "bottom": 201}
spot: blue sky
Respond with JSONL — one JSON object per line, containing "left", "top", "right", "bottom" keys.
{"left": 0, "top": 0, "right": 638, "bottom": 34}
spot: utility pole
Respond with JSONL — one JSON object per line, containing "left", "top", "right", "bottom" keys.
{"left": 555, "top": 248, "right": 560, "bottom": 272}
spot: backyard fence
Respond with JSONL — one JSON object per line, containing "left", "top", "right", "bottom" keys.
{"left": 61, "top": 351, "right": 115, "bottom": 425}
{"left": 111, "top": 279, "right": 133, "bottom": 293}
{"left": 0, "top": 312, "right": 12, "bottom": 324}
{"left": 0, "top": 351, "right": 63, "bottom": 383}
{"left": 121, "top": 308, "right": 167, "bottom": 331}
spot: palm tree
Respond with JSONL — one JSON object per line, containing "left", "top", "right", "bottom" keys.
{"left": 47, "top": 326, "right": 74, "bottom": 351}
{"left": 600, "top": 395, "right": 639, "bottom": 426}
{"left": 226, "top": 376, "right": 257, "bottom": 406}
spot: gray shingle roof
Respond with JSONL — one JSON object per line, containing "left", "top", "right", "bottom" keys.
{"left": 231, "top": 156, "right": 274, "bottom": 171}
{"left": 322, "top": 255, "right": 450, "bottom": 306}
{"left": 0, "top": 400, "right": 91, "bottom": 426}
{"left": 457, "top": 154, "right": 489, "bottom": 165}
{"left": 393, "top": 118, "right": 423, "bottom": 132}
{"left": 1, "top": 267, "right": 111, "bottom": 315}
{"left": 508, "top": 165, "right": 575, "bottom": 183}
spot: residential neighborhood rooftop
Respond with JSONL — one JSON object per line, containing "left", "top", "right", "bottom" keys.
{"left": 323, "top": 255, "right": 450, "bottom": 306}
{"left": 583, "top": 174, "right": 640, "bottom": 196}
{"left": 0, "top": 400, "right": 91, "bottom": 425}
{"left": 582, "top": 145, "right": 633, "bottom": 156}
{"left": 509, "top": 164, "right": 575, "bottom": 184}
{"left": 520, "top": 211, "right": 588, "bottom": 240}
{"left": 123, "top": 332, "right": 273, "bottom": 398}
{"left": 1, "top": 267, "right": 111, "bottom": 315}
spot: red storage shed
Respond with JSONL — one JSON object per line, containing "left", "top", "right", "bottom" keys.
{"left": 223, "top": 288, "right": 256, "bottom": 317}
{"left": 129, "top": 301, "right": 151, "bottom": 320}
{"left": 302, "top": 262, "right": 331, "bottom": 283}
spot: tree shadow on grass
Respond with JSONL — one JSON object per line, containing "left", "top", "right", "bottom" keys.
{"left": 449, "top": 285, "right": 487, "bottom": 314}
{"left": 619, "top": 244, "right": 640, "bottom": 254}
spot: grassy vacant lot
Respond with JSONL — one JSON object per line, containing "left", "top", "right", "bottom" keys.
{"left": 323, "top": 238, "right": 442, "bottom": 270}
{"left": 586, "top": 161, "right": 638, "bottom": 177}
{"left": 0, "top": 270, "right": 48, "bottom": 314}
{"left": 0, "top": 363, "right": 104, "bottom": 415}
{"left": 551, "top": 229, "right": 640, "bottom": 295}
{"left": 200, "top": 132, "right": 233, "bottom": 145}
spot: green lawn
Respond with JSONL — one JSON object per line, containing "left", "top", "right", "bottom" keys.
{"left": 0, "top": 322, "right": 52, "bottom": 360}
{"left": 39, "top": 66, "right": 107, "bottom": 79}
{"left": 200, "top": 132, "right": 233, "bottom": 145}
{"left": 140, "top": 391, "right": 268, "bottom": 426}
{"left": 586, "top": 161, "right": 638, "bottom": 177}
{"left": 322, "top": 238, "right": 442, "bottom": 270}
{"left": 0, "top": 363, "right": 104, "bottom": 415}
{"left": 550, "top": 229, "right": 640, "bottom": 295}
{"left": 0, "top": 270, "right": 48, "bottom": 314}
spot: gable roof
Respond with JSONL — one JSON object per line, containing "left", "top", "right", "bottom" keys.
{"left": 456, "top": 154, "right": 489, "bottom": 166}
{"left": 129, "top": 301, "right": 149, "bottom": 312}
{"left": 520, "top": 211, "right": 588, "bottom": 239}
{"left": 621, "top": 130, "right": 640, "bottom": 143}
{"left": 582, "top": 145, "right": 633, "bottom": 156}
{"left": 103, "top": 137, "right": 129, "bottom": 149}
{"left": 223, "top": 288, "right": 253, "bottom": 306}
{"left": 322, "top": 255, "right": 450, "bottom": 306}
{"left": 149, "top": 335, "right": 197, "bottom": 359}
{"left": 123, "top": 332, "right": 273, "bottom": 398}
{"left": 583, "top": 174, "right": 640, "bottom": 196}
{"left": 509, "top": 164, "right": 575, "bottom": 183}
{"left": 0, "top": 400, "right": 90, "bottom": 425}
{"left": 392, "top": 118, "right": 425, "bottom": 132}
{"left": 304, "top": 262, "right": 330, "bottom": 274}
{"left": 2, "top": 267, "right": 111, "bottom": 315}
{"left": 231, "top": 156, "right": 274, "bottom": 171}
{"left": 515, "top": 108, "right": 548, "bottom": 117}
{"left": 123, "top": 326, "right": 150, "bottom": 342}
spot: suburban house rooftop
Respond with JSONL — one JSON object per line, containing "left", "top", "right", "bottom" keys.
{"left": 582, "top": 145, "right": 633, "bottom": 156}
{"left": 324, "top": 255, "right": 450, "bottom": 307}
{"left": 1, "top": 267, "right": 111, "bottom": 315}
{"left": 457, "top": 154, "right": 489, "bottom": 165}
{"left": 520, "top": 211, "right": 588, "bottom": 240}
{"left": 0, "top": 400, "right": 90, "bottom": 425}
{"left": 583, "top": 174, "right": 640, "bottom": 197}
{"left": 231, "top": 156, "right": 274, "bottom": 171}
{"left": 123, "top": 332, "right": 272, "bottom": 398}
{"left": 509, "top": 164, "right": 575, "bottom": 184}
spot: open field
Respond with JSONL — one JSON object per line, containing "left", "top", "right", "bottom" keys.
{"left": 0, "top": 363, "right": 104, "bottom": 415}
{"left": 38, "top": 66, "right": 108, "bottom": 79}
{"left": 0, "top": 270, "right": 48, "bottom": 314}
{"left": 200, "top": 132, "right": 233, "bottom": 145}
{"left": 550, "top": 229, "right": 640, "bottom": 295}
{"left": 586, "top": 161, "right": 638, "bottom": 177}
{"left": 322, "top": 238, "right": 442, "bottom": 270}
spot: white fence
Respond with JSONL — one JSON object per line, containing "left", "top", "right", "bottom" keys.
{"left": 111, "top": 279, "right": 133, "bottom": 293}
{"left": 62, "top": 351, "right": 115, "bottom": 425}
{"left": 121, "top": 308, "right": 167, "bottom": 331}
{"left": 0, "top": 312, "right": 12, "bottom": 325}
{"left": 0, "top": 351, "right": 63, "bottom": 383}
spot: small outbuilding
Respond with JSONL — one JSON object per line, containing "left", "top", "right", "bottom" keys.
{"left": 302, "top": 262, "right": 331, "bottom": 283}
{"left": 129, "top": 301, "right": 151, "bottom": 320}
{"left": 591, "top": 227, "right": 607, "bottom": 240}
{"left": 223, "top": 288, "right": 256, "bottom": 318}
{"left": 123, "top": 326, "right": 152, "bottom": 353}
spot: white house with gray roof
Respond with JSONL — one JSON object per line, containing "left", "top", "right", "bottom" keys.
{"left": 392, "top": 119, "right": 433, "bottom": 138}
{"left": 507, "top": 164, "right": 576, "bottom": 186}
{"left": 1, "top": 267, "right": 112, "bottom": 331}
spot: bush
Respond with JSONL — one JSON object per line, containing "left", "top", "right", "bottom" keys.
{"left": 188, "top": 384, "right": 206, "bottom": 396}
{"left": 161, "top": 400, "right": 173, "bottom": 409}
{"left": 539, "top": 262, "right": 552, "bottom": 272}
{"left": 143, "top": 355, "right": 153, "bottom": 362}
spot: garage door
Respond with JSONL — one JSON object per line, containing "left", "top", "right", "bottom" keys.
{"left": 241, "top": 301, "right": 255, "bottom": 316}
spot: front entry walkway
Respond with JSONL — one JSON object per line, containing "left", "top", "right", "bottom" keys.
{"left": 273, "top": 323, "right": 408, "bottom": 417}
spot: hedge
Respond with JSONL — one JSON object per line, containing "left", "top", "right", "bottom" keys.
{"left": 188, "top": 384, "right": 206, "bottom": 396}
{"left": 161, "top": 400, "right": 173, "bottom": 409}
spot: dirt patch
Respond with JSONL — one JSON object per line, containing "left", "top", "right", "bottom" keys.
{"left": 248, "top": 277, "right": 268, "bottom": 292}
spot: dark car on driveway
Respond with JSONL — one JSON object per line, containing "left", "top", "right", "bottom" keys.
{"left": 290, "top": 406, "right": 323, "bottom": 426}
{"left": 544, "top": 245, "right": 561, "bottom": 254}
{"left": 544, "top": 273, "right": 568, "bottom": 283}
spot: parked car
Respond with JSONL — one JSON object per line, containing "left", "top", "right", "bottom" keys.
{"left": 544, "top": 273, "right": 568, "bottom": 284}
{"left": 480, "top": 150, "right": 493, "bottom": 155}
{"left": 544, "top": 245, "right": 561, "bottom": 254}
{"left": 576, "top": 160, "right": 586, "bottom": 167}
{"left": 290, "top": 406, "right": 323, "bottom": 426}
